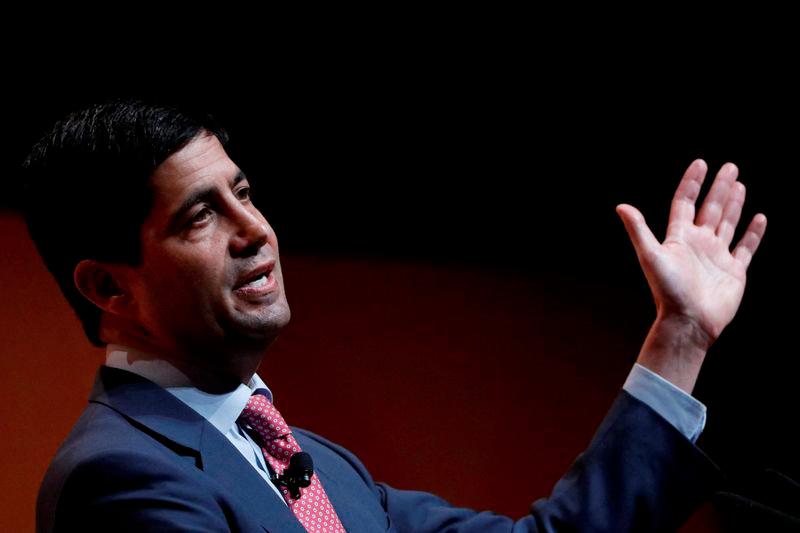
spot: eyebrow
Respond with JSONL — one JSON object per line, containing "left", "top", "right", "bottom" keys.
{"left": 170, "top": 170, "right": 247, "bottom": 228}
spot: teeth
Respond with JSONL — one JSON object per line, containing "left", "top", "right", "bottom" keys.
{"left": 244, "top": 274, "right": 267, "bottom": 288}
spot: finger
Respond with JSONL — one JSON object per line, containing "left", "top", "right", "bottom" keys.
{"left": 616, "top": 204, "right": 660, "bottom": 260}
{"left": 696, "top": 162, "right": 739, "bottom": 230}
{"left": 732, "top": 214, "right": 768, "bottom": 269}
{"left": 716, "top": 181, "right": 746, "bottom": 248}
{"left": 667, "top": 159, "right": 708, "bottom": 237}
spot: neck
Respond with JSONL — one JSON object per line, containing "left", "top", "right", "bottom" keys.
{"left": 101, "top": 318, "right": 272, "bottom": 393}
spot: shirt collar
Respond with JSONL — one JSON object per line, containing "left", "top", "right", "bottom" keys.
{"left": 105, "top": 343, "right": 273, "bottom": 435}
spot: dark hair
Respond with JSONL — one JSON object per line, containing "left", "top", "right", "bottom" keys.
{"left": 21, "top": 99, "right": 228, "bottom": 346}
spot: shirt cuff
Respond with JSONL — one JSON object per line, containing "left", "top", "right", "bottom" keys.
{"left": 622, "top": 363, "right": 707, "bottom": 443}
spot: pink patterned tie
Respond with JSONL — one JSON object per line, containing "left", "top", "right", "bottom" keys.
{"left": 238, "top": 392, "right": 346, "bottom": 533}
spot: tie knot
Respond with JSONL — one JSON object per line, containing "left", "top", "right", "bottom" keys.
{"left": 238, "top": 393, "right": 292, "bottom": 441}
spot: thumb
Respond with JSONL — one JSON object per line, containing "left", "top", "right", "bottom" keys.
{"left": 616, "top": 204, "right": 659, "bottom": 259}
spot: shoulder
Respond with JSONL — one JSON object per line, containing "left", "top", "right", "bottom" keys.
{"left": 41, "top": 401, "right": 197, "bottom": 483}
{"left": 37, "top": 403, "right": 221, "bottom": 532}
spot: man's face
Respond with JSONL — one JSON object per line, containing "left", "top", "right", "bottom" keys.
{"left": 123, "top": 132, "right": 290, "bottom": 358}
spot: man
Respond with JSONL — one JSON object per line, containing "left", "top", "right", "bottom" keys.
{"left": 25, "top": 100, "right": 766, "bottom": 532}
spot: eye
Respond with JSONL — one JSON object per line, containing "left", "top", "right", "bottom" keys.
{"left": 191, "top": 207, "right": 213, "bottom": 225}
{"left": 235, "top": 186, "right": 251, "bottom": 201}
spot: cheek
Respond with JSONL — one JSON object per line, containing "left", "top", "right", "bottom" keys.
{"left": 176, "top": 258, "right": 226, "bottom": 303}
{"left": 143, "top": 252, "right": 225, "bottom": 310}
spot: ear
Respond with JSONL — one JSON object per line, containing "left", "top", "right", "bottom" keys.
{"left": 73, "top": 260, "right": 133, "bottom": 316}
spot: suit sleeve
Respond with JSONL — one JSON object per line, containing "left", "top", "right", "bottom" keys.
{"left": 375, "top": 391, "right": 722, "bottom": 532}
{"left": 47, "top": 449, "right": 231, "bottom": 533}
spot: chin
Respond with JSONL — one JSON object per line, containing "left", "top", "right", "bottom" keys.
{"left": 233, "top": 305, "right": 291, "bottom": 340}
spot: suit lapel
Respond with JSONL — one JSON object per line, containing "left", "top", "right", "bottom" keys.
{"left": 199, "top": 421, "right": 306, "bottom": 532}
{"left": 295, "top": 432, "right": 388, "bottom": 533}
{"left": 90, "top": 366, "right": 306, "bottom": 533}
{"left": 314, "top": 464, "right": 382, "bottom": 533}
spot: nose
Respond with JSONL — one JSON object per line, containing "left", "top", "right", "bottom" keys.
{"left": 229, "top": 206, "right": 271, "bottom": 257}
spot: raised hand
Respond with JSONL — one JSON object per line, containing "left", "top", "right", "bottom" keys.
{"left": 616, "top": 159, "right": 767, "bottom": 393}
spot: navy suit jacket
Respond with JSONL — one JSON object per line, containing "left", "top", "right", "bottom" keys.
{"left": 37, "top": 366, "right": 720, "bottom": 532}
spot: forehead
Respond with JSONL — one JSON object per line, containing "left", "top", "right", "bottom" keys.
{"left": 149, "top": 133, "right": 236, "bottom": 205}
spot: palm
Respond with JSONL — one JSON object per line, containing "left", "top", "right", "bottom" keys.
{"left": 618, "top": 160, "right": 767, "bottom": 344}
{"left": 649, "top": 223, "right": 746, "bottom": 340}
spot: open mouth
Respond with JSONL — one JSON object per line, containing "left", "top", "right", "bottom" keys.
{"left": 233, "top": 262, "right": 276, "bottom": 294}
{"left": 238, "top": 273, "right": 269, "bottom": 289}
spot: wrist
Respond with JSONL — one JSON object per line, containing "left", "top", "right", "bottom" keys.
{"left": 635, "top": 314, "right": 710, "bottom": 395}
{"left": 653, "top": 312, "right": 714, "bottom": 352}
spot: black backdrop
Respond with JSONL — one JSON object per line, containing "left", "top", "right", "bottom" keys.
{"left": 3, "top": 43, "right": 798, "bottom": 505}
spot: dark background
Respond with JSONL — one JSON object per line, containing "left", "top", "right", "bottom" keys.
{"left": 1, "top": 34, "right": 797, "bottom": 530}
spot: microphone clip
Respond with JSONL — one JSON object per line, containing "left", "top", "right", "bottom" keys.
{"left": 271, "top": 451, "right": 314, "bottom": 500}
